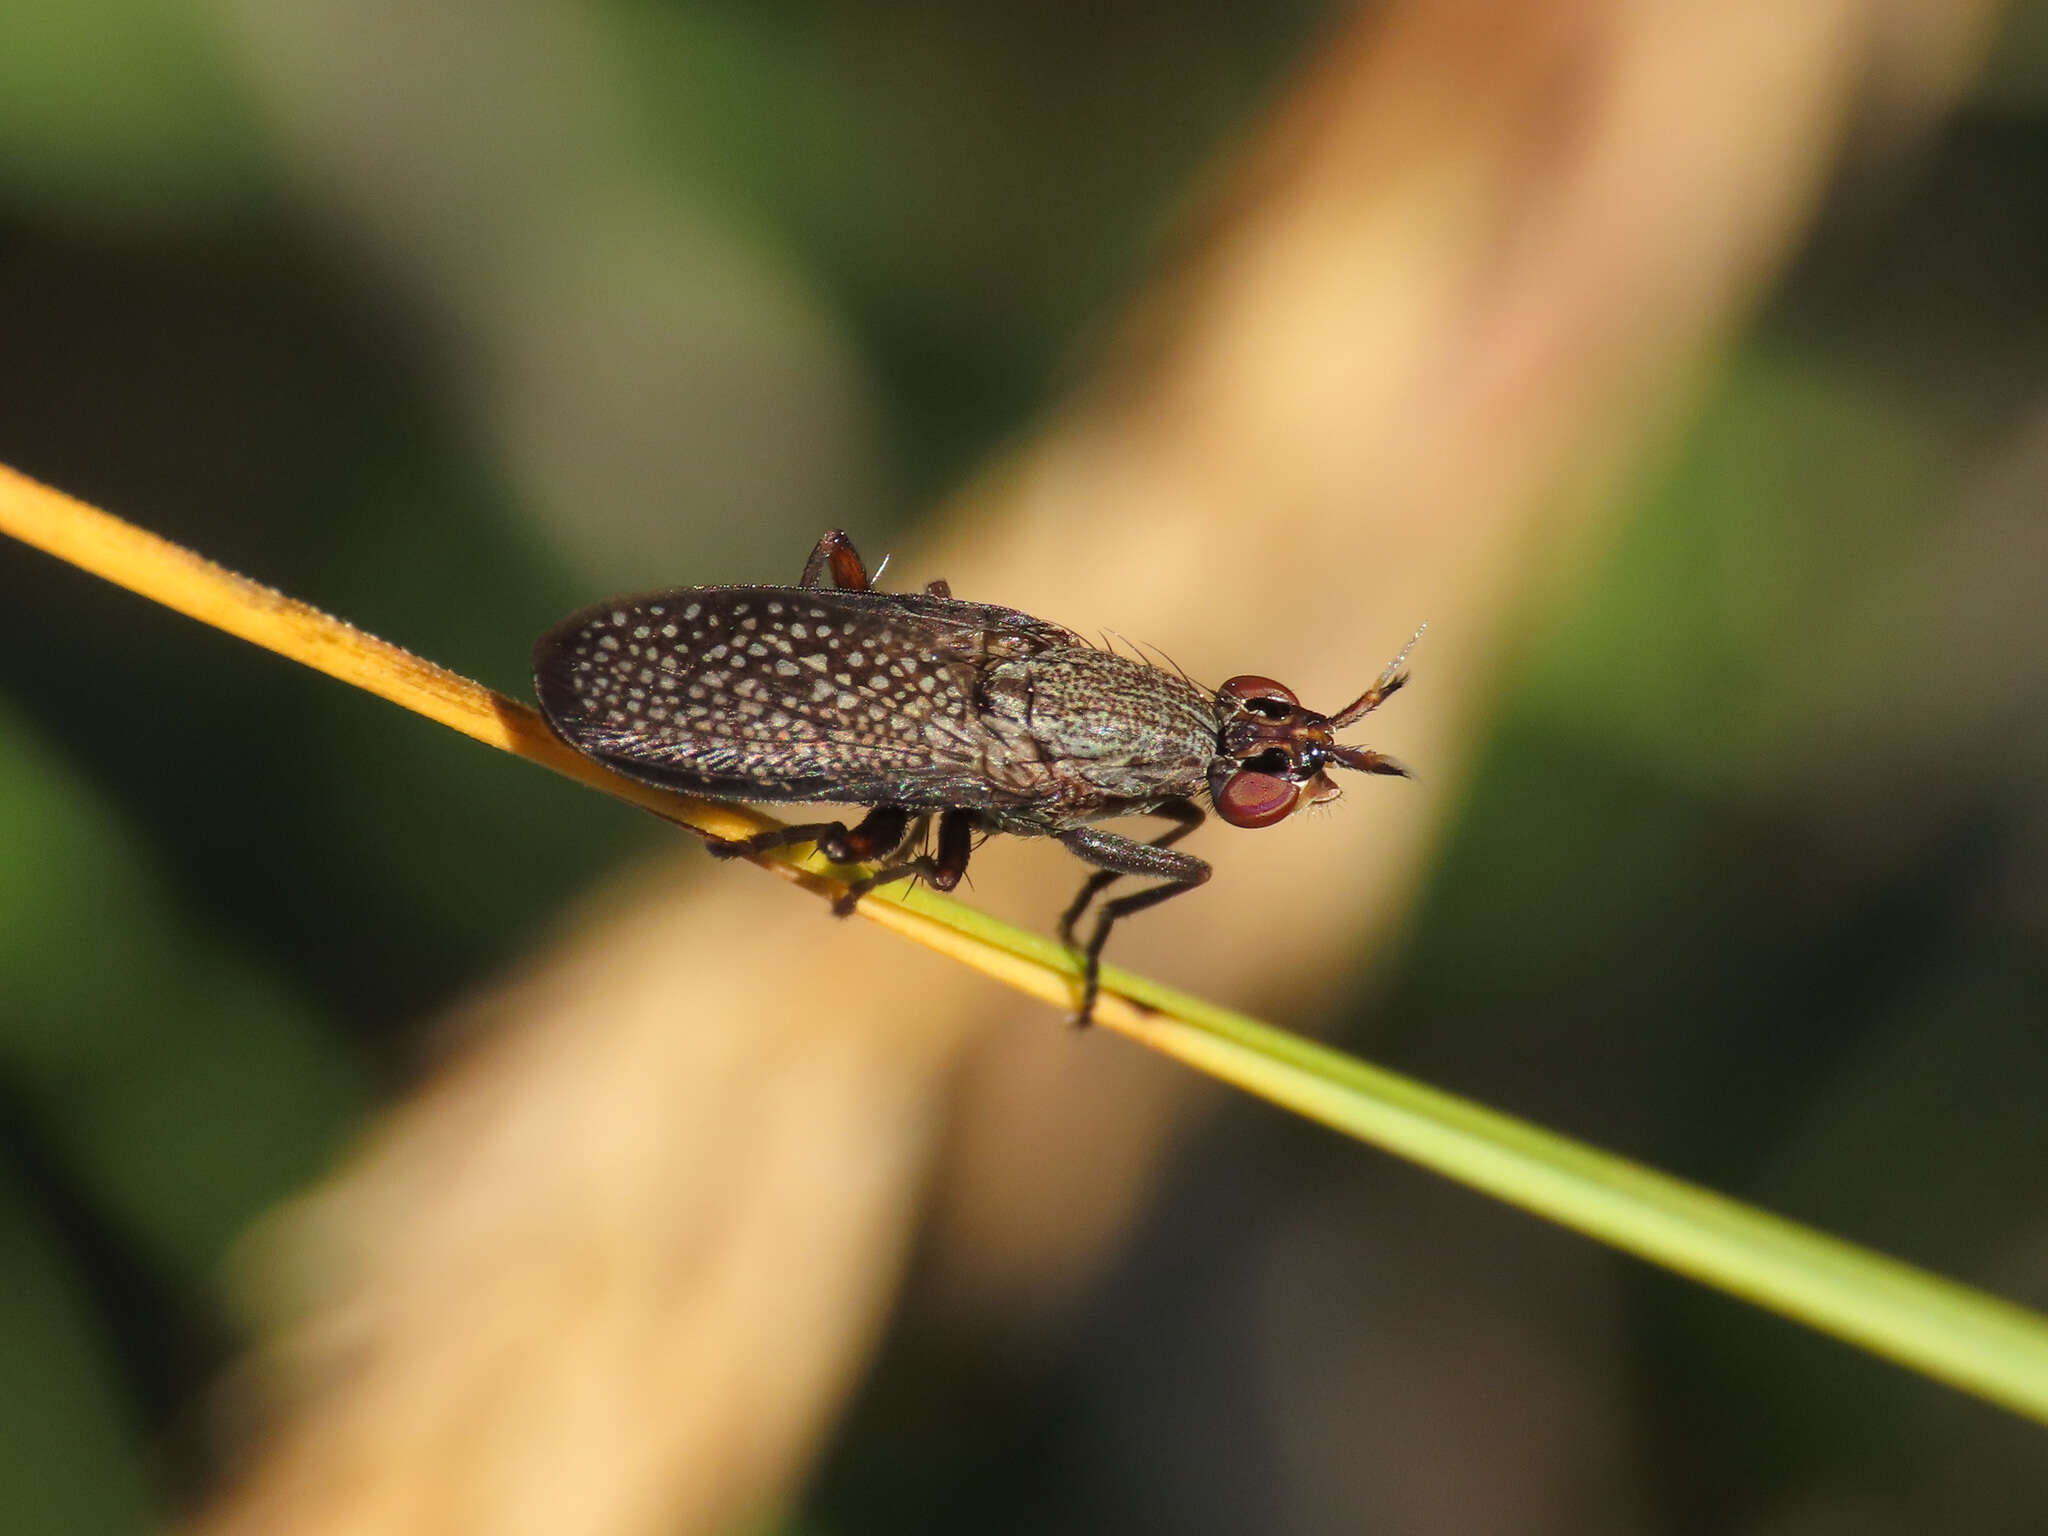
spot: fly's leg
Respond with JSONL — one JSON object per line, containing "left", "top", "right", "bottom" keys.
{"left": 705, "top": 803, "right": 910, "bottom": 867}
{"left": 1057, "top": 800, "right": 1205, "bottom": 948}
{"left": 1056, "top": 811, "right": 1212, "bottom": 1026}
{"left": 796, "top": 530, "right": 951, "bottom": 597}
{"left": 798, "top": 530, "right": 872, "bottom": 592}
{"left": 831, "top": 809, "right": 976, "bottom": 916}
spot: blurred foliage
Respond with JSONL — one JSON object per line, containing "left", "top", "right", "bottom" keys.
{"left": 0, "top": 0, "right": 266, "bottom": 220}
{"left": 2, "top": 1, "right": 2048, "bottom": 1533}
{"left": 804, "top": 93, "right": 2048, "bottom": 1527}
{"left": 605, "top": 1, "right": 1321, "bottom": 495}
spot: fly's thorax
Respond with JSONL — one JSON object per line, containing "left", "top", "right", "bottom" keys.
{"left": 977, "top": 646, "right": 1218, "bottom": 809}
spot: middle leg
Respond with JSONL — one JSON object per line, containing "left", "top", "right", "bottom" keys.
{"left": 831, "top": 808, "right": 977, "bottom": 916}
{"left": 705, "top": 803, "right": 911, "bottom": 867}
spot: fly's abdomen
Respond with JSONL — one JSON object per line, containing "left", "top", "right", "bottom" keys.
{"left": 533, "top": 586, "right": 1045, "bottom": 806}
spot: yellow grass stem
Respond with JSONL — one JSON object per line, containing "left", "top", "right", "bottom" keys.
{"left": 4, "top": 459, "right": 2047, "bottom": 1426}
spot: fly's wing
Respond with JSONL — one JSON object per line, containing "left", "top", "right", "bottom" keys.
{"left": 533, "top": 585, "right": 1072, "bottom": 807}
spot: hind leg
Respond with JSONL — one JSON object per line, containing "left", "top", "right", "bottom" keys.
{"left": 797, "top": 530, "right": 872, "bottom": 591}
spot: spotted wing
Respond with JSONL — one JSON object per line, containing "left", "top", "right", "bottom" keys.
{"left": 533, "top": 585, "right": 1072, "bottom": 807}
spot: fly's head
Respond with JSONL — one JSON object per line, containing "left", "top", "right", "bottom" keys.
{"left": 1206, "top": 633, "right": 1421, "bottom": 828}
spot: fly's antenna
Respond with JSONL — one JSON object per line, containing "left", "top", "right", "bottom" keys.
{"left": 1328, "top": 621, "right": 1428, "bottom": 729}
{"left": 1385, "top": 621, "right": 1427, "bottom": 678}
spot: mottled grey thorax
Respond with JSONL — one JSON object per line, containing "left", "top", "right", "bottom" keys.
{"left": 975, "top": 646, "right": 1219, "bottom": 830}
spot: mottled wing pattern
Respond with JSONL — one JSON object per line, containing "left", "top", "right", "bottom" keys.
{"left": 533, "top": 586, "right": 1072, "bottom": 807}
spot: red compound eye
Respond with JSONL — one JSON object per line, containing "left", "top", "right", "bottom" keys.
{"left": 1215, "top": 769, "right": 1301, "bottom": 829}
{"left": 1218, "top": 675, "right": 1299, "bottom": 718}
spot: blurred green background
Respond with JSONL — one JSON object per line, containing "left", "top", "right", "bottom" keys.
{"left": 3, "top": 2, "right": 2048, "bottom": 1532}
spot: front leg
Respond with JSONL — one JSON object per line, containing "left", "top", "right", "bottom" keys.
{"left": 1057, "top": 800, "right": 1206, "bottom": 947}
{"left": 1056, "top": 811, "right": 1211, "bottom": 1027}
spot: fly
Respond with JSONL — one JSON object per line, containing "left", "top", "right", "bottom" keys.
{"left": 534, "top": 531, "right": 1416, "bottom": 1024}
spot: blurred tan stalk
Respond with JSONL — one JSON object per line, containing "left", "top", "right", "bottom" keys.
{"left": 194, "top": 3, "right": 2000, "bottom": 1534}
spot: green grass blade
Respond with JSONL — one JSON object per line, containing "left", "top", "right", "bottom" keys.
{"left": 6, "top": 459, "right": 2044, "bottom": 1428}
{"left": 890, "top": 879, "right": 2048, "bottom": 1426}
